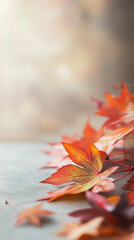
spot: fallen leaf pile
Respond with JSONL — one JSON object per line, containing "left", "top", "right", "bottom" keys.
{"left": 58, "top": 191, "right": 134, "bottom": 239}
{"left": 6, "top": 82, "right": 134, "bottom": 239}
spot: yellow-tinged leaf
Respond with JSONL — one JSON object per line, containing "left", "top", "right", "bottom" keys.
{"left": 39, "top": 142, "right": 117, "bottom": 201}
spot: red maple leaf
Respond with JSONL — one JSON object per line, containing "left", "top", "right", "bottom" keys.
{"left": 82, "top": 119, "right": 104, "bottom": 142}
{"left": 123, "top": 174, "right": 134, "bottom": 191}
{"left": 57, "top": 191, "right": 134, "bottom": 240}
{"left": 40, "top": 120, "right": 105, "bottom": 169}
{"left": 60, "top": 192, "right": 134, "bottom": 240}
{"left": 93, "top": 82, "right": 134, "bottom": 129}
{"left": 38, "top": 141, "right": 118, "bottom": 201}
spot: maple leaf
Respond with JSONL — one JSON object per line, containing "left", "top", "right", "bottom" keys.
{"left": 82, "top": 119, "right": 104, "bottom": 142}
{"left": 40, "top": 120, "right": 105, "bottom": 170}
{"left": 57, "top": 217, "right": 112, "bottom": 240}
{"left": 58, "top": 217, "right": 126, "bottom": 240}
{"left": 69, "top": 191, "right": 120, "bottom": 223}
{"left": 123, "top": 174, "right": 134, "bottom": 191}
{"left": 85, "top": 191, "right": 120, "bottom": 208}
{"left": 95, "top": 124, "right": 134, "bottom": 155}
{"left": 92, "top": 97, "right": 105, "bottom": 109}
{"left": 94, "top": 82, "right": 134, "bottom": 129}
{"left": 63, "top": 192, "right": 134, "bottom": 239}
{"left": 62, "top": 134, "right": 78, "bottom": 143}
{"left": 71, "top": 191, "right": 134, "bottom": 226}
{"left": 40, "top": 134, "right": 78, "bottom": 169}
{"left": 40, "top": 143, "right": 71, "bottom": 169}
{"left": 14, "top": 203, "right": 54, "bottom": 227}
{"left": 38, "top": 141, "right": 118, "bottom": 201}
{"left": 68, "top": 120, "right": 107, "bottom": 160}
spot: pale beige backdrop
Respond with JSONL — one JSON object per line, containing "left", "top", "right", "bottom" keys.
{"left": 0, "top": 0, "right": 133, "bottom": 141}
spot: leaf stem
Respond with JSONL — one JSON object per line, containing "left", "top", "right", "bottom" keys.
{"left": 113, "top": 170, "right": 133, "bottom": 183}
{"left": 111, "top": 154, "right": 134, "bottom": 162}
{"left": 110, "top": 150, "right": 134, "bottom": 156}
{"left": 112, "top": 166, "right": 134, "bottom": 175}
{"left": 5, "top": 201, "right": 23, "bottom": 210}
{"left": 108, "top": 160, "right": 130, "bottom": 169}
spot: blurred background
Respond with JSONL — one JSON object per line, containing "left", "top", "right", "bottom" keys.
{"left": 0, "top": 0, "right": 134, "bottom": 141}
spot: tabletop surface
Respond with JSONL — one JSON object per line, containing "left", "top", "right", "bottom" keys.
{"left": 0, "top": 142, "right": 91, "bottom": 240}
{"left": 0, "top": 142, "right": 127, "bottom": 240}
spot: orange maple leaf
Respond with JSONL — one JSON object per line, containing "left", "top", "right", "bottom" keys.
{"left": 57, "top": 217, "right": 107, "bottom": 239}
{"left": 38, "top": 141, "right": 118, "bottom": 201}
{"left": 40, "top": 120, "right": 105, "bottom": 170}
{"left": 66, "top": 120, "right": 106, "bottom": 160}
{"left": 57, "top": 217, "right": 120, "bottom": 240}
{"left": 95, "top": 82, "right": 134, "bottom": 129}
{"left": 82, "top": 119, "right": 104, "bottom": 142}
{"left": 14, "top": 203, "right": 54, "bottom": 227}
{"left": 58, "top": 192, "right": 134, "bottom": 240}
{"left": 95, "top": 124, "right": 134, "bottom": 155}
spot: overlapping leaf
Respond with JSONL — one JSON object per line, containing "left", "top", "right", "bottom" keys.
{"left": 95, "top": 124, "right": 134, "bottom": 154}
{"left": 40, "top": 120, "right": 105, "bottom": 169}
{"left": 40, "top": 134, "right": 78, "bottom": 169}
{"left": 38, "top": 141, "right": 118, "bottom": 201}
{"left": 93, "top": 82, "right": 134, "bottom": 129}
{"left": 58, "top": 192, "right": 134, "bottom": 240}
{"left": 123, "top": 174, "right": 134, "bottom": 191}
{"left": 57, "top": 217, "right": 115, "bottom": 240}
